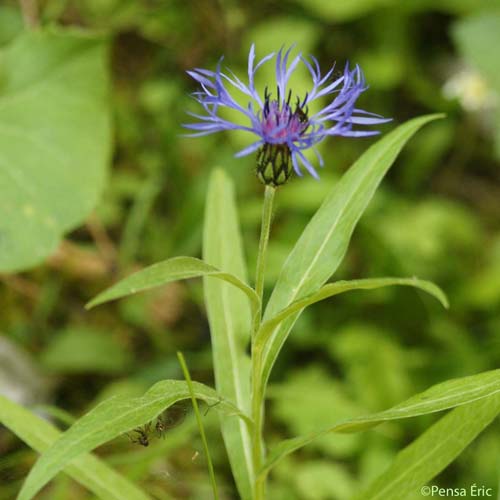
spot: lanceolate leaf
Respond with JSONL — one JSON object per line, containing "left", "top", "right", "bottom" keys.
{"left": 261, "top": 368, "right": 500, "bottom": 476}
{"left": 355, "top": 393, "right": 500, "bottom": 499}
{"left": 203, "top": 169, "right": 255, "bottom": 500}
{"left": 261, "top": 114, "right": 444, "bottom": 388}
{"left": 0, "top": 395, "right": 151, "bottom": 500}
{"left": 256, "top": 277, "right": 448, "bottom": 348}
{"left": 17, "top": 380, "right": 246, "bottom": 500}
{"left": 86, "top": 255, "right": 259, "bottom": 313}
{"left": 0, "top": 28, "right": 111, "bottom": 272}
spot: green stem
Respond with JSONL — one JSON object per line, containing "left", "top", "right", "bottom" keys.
{"left": 177, "top": 352, "right": 219, "bottom": 500}
{"left": 251, "top": 184, "right": 276, "bottom": 500}
{"left": 251, "top": 345, "right": 266, "bottom": 499}
{"left": 254, "top": 185, "right": 276, "bottom": 312}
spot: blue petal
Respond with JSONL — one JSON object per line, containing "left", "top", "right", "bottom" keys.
{"left": 235, "top": 140, "right": 264, "bottom": 157}
{"left": 294, "top": 149, "right": 320, "bottom": 179}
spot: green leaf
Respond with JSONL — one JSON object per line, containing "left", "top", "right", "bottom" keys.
{"left": 0, "top": 395, "right": 151, "bottom": 500}
{"left": 261, "top": 114, "right": 444, "bottom": 389}
{"left": 0, "top": 28, "right": 111, "bottom": 272}
{"left": 18, "top": 380, "right": 245, "bottom": 500}
{"left": 86, "top": 255, "right": 259, "bottom": 313}
{"left": 203, "top": 169, "right": 255, "bottom": 500}
{"left": 256, "top": 277, "right": 447, "bottom": 348}
{"left": 261, "top": 368, "right": 500, "bottom": 476}
{"left": 177, "top": 352, "right": 219, "bottom": 499}
{"left": 355, "top": 394, "right": 500, "bottom": 499}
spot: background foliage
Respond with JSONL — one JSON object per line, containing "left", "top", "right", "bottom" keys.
{"left": 0, "top": 0, "right": 499, "bottom": 499}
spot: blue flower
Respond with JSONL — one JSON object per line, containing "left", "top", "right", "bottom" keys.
{"left": 184, "top": 45, "right": 390, "bottom": 185}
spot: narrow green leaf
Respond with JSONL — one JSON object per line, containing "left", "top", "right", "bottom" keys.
{"left": 261, "top": 114, "right": 444, "bottom": 388}
{"left": 86, "top": 255, "right": 259, "bottom": 313}
{"left": 256, "top": 277, "right": 447, "bottom": 348}
{"left": 177, "top": 352, "right": 219, "bottom": 500}
{"left": 203, "top": 169, "right": 255, "bottom": 500}
{"left": 0, "top": 28, "right": 112, "bottom": 272}
{"left": 261, "top": 368, "right": 500, "bottom": 476}
{"left": 0, "top": 395, "right": 151, "bottom": 500}
{"left": 17, "top": 380, "right": 246, "bottom": 500}
{"left": 355, "top": 393, "right": 500, "bottom": 499}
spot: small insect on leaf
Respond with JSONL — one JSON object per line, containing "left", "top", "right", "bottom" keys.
{"left": 155, "top": 401, "right": 189, "bottom": 439}
{"left": 127, "top": 422, "right": 153, "bottom": 447}
{"left": 203, "top": 397, "right": 223, "bottom": 417}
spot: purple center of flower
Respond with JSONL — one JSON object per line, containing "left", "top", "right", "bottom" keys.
{"left": 261, "top": 87, "right": 309, "bottom": 143}
{"left": 254, "top": 87, "right": 311, "bottom": 186}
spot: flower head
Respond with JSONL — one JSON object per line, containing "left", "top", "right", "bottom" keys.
{"left": 184, "top": 45, "right": 390, "bottom": 185}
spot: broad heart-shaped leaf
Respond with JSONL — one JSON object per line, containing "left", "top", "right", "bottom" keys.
{"left": 260, "top": 114, "right": 444, "bottom": 389}
{"left": 18, "top": 380, "right": 247, "bottom": 500}
{"left": 261, "top": 368, "right": 500, "bottom": 477}
{"left": 203, "top": 169, "right": 255, "bottom": 500}
{"left": 0, "top": 28, "right": 111, "bottom": 272}
{"left": 86, "top": 255, "right": 259, "bottom": 313}
{"left": 0, "top": 395, "right": 151, "bottom": 500}
{"left": 355, "top": 393, "right": 500, "bottom": 499}
{"left": 255, "top": 277, "right": 448, "bottom": 349}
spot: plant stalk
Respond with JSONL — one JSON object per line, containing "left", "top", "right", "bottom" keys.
{"left": 254, "top": 185, "right": 275, "bottom": 310}
{"left": 251, "top": 345, "right": 266, "bottom": 499}
{"left": 177, "top": 352, "right": 219, "bottom": 500}
{"left": 251, "top": 184, "right": 276, "bottom": 500}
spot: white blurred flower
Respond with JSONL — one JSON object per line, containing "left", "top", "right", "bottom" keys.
{"left": 443, "top": 68, "right": 498, "bottom": 111}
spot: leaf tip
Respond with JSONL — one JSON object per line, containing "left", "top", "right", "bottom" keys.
{"left": 420, "top": 112, "right": 447, "bottom": 123}
{"left": 441, "top": 294, "right": 450, "bottom": 310}
{"left": 85, "top": 293, "right": 108, "bottom": 310}
{"left": 433, "top": 289, "right": 450, "bottom": 310}
{"left": 84, "top": 299, "right": 97, "bottom": 310}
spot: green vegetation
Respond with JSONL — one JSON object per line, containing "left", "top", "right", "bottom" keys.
{"left": 1, "top": 1, "right": 499, "bottom": 499}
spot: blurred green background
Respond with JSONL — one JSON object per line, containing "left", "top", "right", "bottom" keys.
{"left": 0, "top": 0, "right": 499, "bottom": 499}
